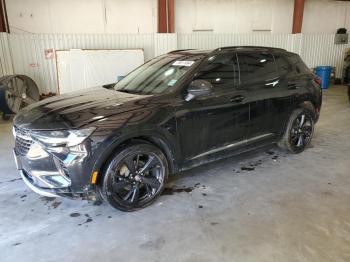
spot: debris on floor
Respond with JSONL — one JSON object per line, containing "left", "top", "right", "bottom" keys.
{"left": 161, "top": 182, "right": 203, "bottom": 195}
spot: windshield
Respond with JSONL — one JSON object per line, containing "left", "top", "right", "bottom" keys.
{"left": 114, "top": 54, "right": 203, "bottom": 94}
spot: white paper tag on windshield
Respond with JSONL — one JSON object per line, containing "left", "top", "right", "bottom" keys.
{"left": 172, "top": 61, "right": 195, "bottom": 67}
{"left": 168, "top": 79, "right": 177, "bottom": 86}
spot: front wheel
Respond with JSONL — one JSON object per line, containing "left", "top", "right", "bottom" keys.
{"left": 279, "top": 109, "right": 315, "bottom": 154}
{"left": 102, "top": 143, "right": 168, "bottom": 211}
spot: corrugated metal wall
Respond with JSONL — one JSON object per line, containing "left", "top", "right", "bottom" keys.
{"left": 0, "top": 33, "right": 349, "bottom": 93}
{"left": 299, "top": 34, "right": 350, "bottom": 78}
{"left": 5, "top": 33, "right": 155, "bottom": 93}
{"left": 0, "top": 34, "right": 13, "bottom": 77}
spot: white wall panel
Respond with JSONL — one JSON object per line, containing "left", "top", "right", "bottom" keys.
{"left": 6, "top": 0, "right": 350, "bottom": 34}
{"left": 7, "top": 0, "right": 157, "bottom": 34}
{"left": 303, "top": 0, "right": 350, "bottom": 34}
{"left": 175, "top": 0, "right": 294, "bottom": 33}
{"left": 104, "top": 0, "right": 157, "bottom": 34}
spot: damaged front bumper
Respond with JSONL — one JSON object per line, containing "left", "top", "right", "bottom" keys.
{"left": 20, "top": 170, "right": 66, "bottom": 198}
{"left": 14, "top": 148, "right": 78, "bottom": 198}
{"left": 12, "top": 125, "right": 101, "bottom": 201}
{"left": 13, "top": 144, "right": 96, "bottom": 200}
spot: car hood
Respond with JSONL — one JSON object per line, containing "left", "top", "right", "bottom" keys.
{"left": 14, "top": 87, "right": 153, "bottom": 130}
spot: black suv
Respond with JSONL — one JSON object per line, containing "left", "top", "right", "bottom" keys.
{"left": 13, "top": 46, "right": 322, "bottom": 211}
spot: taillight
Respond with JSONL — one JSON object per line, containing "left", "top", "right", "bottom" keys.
{"left": 314, "top": 76, "right": 322, "bottom": 86}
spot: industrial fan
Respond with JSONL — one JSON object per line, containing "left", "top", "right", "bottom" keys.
{"left": 0, "top": 75, "right": 40, "bottom": 120}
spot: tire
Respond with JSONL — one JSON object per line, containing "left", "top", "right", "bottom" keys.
{"left": 279, "top": 108, "right": 315, "bottom": 154}
{"left": 101, "top": 143, "right": 168, "bottom": 211}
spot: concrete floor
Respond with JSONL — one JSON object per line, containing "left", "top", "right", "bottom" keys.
{"left": 1, "top": 86, "right": 350, "bottom": 262}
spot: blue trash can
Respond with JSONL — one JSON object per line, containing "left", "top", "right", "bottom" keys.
{"left": 315, "top": 66, "right": 332, "bottom": 89}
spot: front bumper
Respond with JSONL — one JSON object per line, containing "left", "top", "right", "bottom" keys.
{"left": 14, "top": 148, "right": 78, "bottom": 198}
{"left": 20, "top": 170, "right": 61, "bottom": 198}
{"left": 13, "top": 136, "right": 95, "bottom": 199}
{"left": 12, "top": 126, "right": 107, "bottom": 200}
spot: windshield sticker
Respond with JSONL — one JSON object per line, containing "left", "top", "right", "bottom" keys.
{"left": 172, "top": 61, "right": 195, "bottom": 67}
{"left": 168, "top": 79, "right": 177, "bottom": 86}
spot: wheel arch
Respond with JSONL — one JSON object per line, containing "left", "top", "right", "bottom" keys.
{"left": 91, "top": 134, "right": 178, "bottom": 185}
{"left": 280, "top": 100, "right": 316, "bottom": 139}
{"left": 298, "top": 100, "right": 316, "bottom": 120}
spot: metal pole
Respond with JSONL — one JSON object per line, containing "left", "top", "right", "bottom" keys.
{"left": 292, "top": 0, "right": 305, "bottom": 34}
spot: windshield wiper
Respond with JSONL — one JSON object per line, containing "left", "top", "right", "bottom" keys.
{"left": 116, "top": 89, "right": 142, "bottom": 95}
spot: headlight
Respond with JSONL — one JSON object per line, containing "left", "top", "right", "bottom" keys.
{"left": 31, "top": 127, "right": 96, "bottom": 147}
{"left": 27, "top": 143, "right": 49, "bottom": 159}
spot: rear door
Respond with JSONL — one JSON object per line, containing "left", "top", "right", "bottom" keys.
{"left": 236, "top": 51, "right": 280, "bottom": 140}
{"left": 175, "top": 51, "right": 249, "bottom": 160}
{"left": 270, "top": 52, "right": 313, "bottom": 133}
{"left": 284, "top": 53, "right": 314, "bottom": 107}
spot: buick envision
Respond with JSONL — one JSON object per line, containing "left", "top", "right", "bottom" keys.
{"left": 13, "top": 47, "right": 322, "bottom": 211}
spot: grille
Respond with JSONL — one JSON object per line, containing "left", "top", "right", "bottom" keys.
{"left": 14, "top": 126, "right": 33, "bottom": 155}
{"left": 57, "top": 158, "right": 70, "bottom": 178}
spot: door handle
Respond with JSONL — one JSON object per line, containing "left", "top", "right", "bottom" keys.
{"left": 230, "top": 95, "right": 245, "bottom": 103}
{"left": 288, "top": 82, "right": 299, "bottom": 90}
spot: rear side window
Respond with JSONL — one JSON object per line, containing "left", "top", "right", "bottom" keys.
{"left": 285, "top": 53, "right": 311, "bottom": 75}
{"left": 274, "top": 53, "right": 292, "bottom": 76}
{"left": 237, "top": 52, "right": 277, "bottom": 84}
{"left": 296, "top": 60, "right": 311, "bottom": 74}
{"left": 195, "top": 52, "right": 239, "bottom": 88}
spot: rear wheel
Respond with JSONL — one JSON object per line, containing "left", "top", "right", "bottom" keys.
{"left": 102, "top": 143, "right": 168, "bottom": 211}
{"left": 279, "top": 108, "right": 314, "bottom": 154}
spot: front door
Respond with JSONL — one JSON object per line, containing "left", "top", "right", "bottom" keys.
{"left": 175, "top": 51, "right": 250, "bottom": 160}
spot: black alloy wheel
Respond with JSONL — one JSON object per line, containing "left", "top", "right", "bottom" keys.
{"left": 289, "top": 112, "right": 313, "bottom": 152}
{"left": 279, "top": 108, "right": 315, "bottom": 154}
{"left": 102, "top": 143, "right": 168, "bottom": 211}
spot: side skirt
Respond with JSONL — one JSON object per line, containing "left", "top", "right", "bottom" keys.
{"left": 178, "top": 134, "right": 278, "bottom": 173}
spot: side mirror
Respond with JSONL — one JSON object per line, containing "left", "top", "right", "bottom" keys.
{"left": 185, "top": 80, "right": 213, "bottom": 101}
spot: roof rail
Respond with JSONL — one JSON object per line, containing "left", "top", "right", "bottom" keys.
{"left": 168, "top": 49, "right": 195, "bottom": 53}
{"left": 213, "top": 46, "right": 286, "bottom": 52}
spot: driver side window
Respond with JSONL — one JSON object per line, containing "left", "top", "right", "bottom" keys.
{"left": 194, "top": 52, "right": 239, "bottom": 88}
